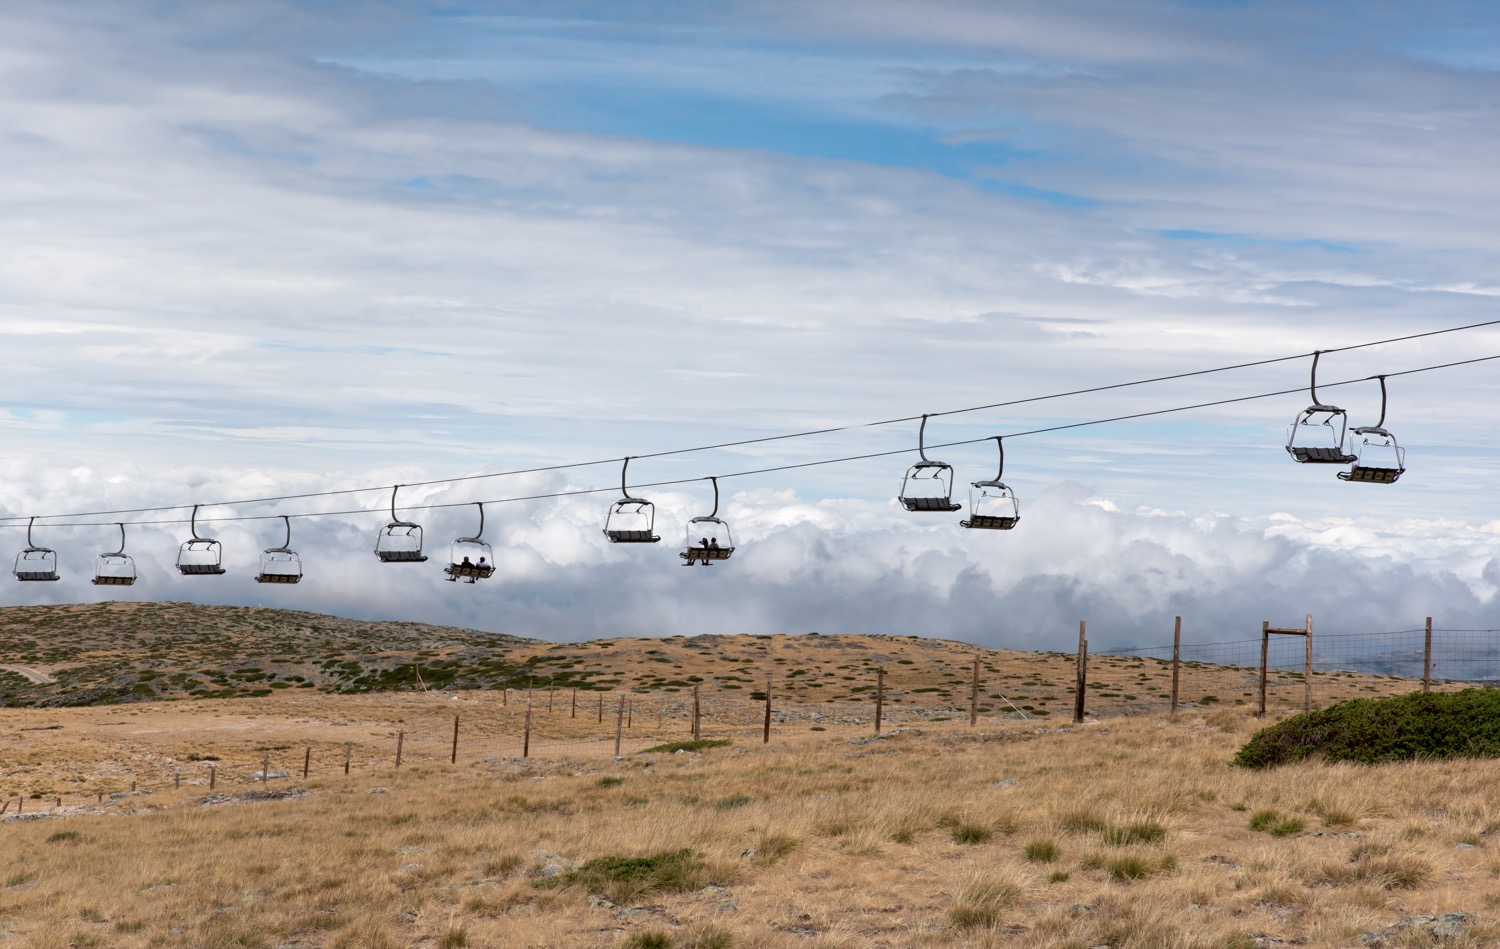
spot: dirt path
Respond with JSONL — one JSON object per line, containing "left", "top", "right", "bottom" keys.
{"left": 0, "top": 664, "right": 55, "bottom": 685}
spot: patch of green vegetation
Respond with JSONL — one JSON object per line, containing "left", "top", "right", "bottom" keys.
{"left": 1248, "top": 810, "right": 1305, "bottom": 837}
{"left": 1233, "top": 690, "right": 1500, "bottom": 769}
{"left": 712, "top": 795, "right": 752, "bottom": 811}
{"left": 1102, "top": 821, "right": 1168, "bottom": 846}
{"left": 536, "top": 848, "right": 707, "bottom": 902}
{"left": 639, "top": 739, "right": 731, "bottom": 754}
{"left": 1023, "top": 839, "right": 1058, "bottom": 862}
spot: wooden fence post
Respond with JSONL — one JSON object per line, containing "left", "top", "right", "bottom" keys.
{"left": 1423, "top": 616, "right": 1433, "bottom": 692}
{"left": 763, "top": 676, "right": 772, "bottom": 744}
{"left": 692, "top": 684, "right": 701, "bottom": 740}
{"left": 1171, "top": 616, "right": 1181, "bottom": 717}
{"left": 451, "top": 715, "right": 460, "bottom": 765}
{"left": 874, "top": 668, "right": 885, "bottom": 735}
{"left": 614, "top": 696, "right": 625, "bottom": 758}
{"left": 1258, "top": 621, "right": 1270, "bottom": 716}
{"left": 209, "top": 765, "right": 216, "bottom": 790}
{"left": 548, "top": 677, "right": 555, "bottom": 712}
{"left": 302, "top": 747, "right": 311, "bottom": 779}
{"left": 598, "top": 693, "right": 604, "bottom": 723}
{"left": 395, "top": 731, "right": 404, "bottom": 769}
{"left": 627, "top": 701, "right": 633, "bottom": 729}
{"left": 523, "top": 695, "right": 532, "bottom": 759}
{"left": 969, "top": 653, "right": 980, "bottom": 727}
{"left": 1304, "top": 612, "right": 1313, "bottom": 714}
{"left": 261, "top": 750, "right": 269, "bottom": 784}
{"left": 571, "top": 688, "right": 577, "bottom": 719}
{"left": 174, "top": 774, "right": 180, "bottom": 790}
{"left": 1073, "top": 621, "right": 1088, "bottom": 724}
{"left": 343, "top": 742, "right": 352, "bottom": 776}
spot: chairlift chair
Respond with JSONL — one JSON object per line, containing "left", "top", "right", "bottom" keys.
{"left": 445, "top": 502, "right": 495, "bottom": 583}
{"left": 374, "top": 485, "right": 428, "bottom": 563}
{"left": 1287, "top": 351, "right": 1358, "bottom": 465}
{"left": 255, "top": 516, "right": 303, "bottom": 584}
{"left": 1337, "top": 375, "right": 1406, "bottom": 484}
{"left": 176, "top": 505, "right": 227, "bottom": 576}
{"left": 604, "top": 457, "right": 660, "bottom": 544}
{"left": 681, "top": 477, "right": 735, "bottom": 566}
{"left": 13, "top": 517, "right": 60, "bottom": 582}
{"left": 92, "top": 522, "right": 137, "bottom": 586}
{"left": 961, "top": 437, "right": 1021, "bottom": 530}
{"left": 899, "top": 415, "right": 962, "bottom": 512}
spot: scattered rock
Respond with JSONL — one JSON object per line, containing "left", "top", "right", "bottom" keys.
{"left": 393, "top": 847, "right": 427, "bottom": 855}
{"left": 249, "top": 771, "right": 290, "bottom": 780}
{"left": 995, "top": 778, "right": 1018, "bottom": 789}
{"left": 369, "top": 787, "right": 389, "bottom": 794}
{"left": 398, "top": 863, "right": 421, "bottom": 873}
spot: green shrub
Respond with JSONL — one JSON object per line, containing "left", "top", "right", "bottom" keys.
{"left": 597, "top": 776, "right": 625, "bottom": 788}
{"left": 951, "top": 823, "right": 993, "bottom": 845}
{"left": 621, "top": 933, "right": 673, "bottom": 949}
{"left": 1024, "top": 839, "right": 1058, "bottom": 862}
{"left": 1233, "top": 689, "right": 1500, "bottom": 769}
{"left": 1248, "top": 809, "right": 1305, "bottom": 837}
{"left": 638, "top": 739, "right": 731, "bottom": 755}
{"left": 712, "top": 795, "right": 752, "bottom": 811}
{"left": 1103, "top": 821, "right": 1168, "bottom": 846}
{"left": 537, "top": 849, "right": 707, "bottom": 902}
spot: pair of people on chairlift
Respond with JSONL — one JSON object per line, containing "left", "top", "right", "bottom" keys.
{"left": 450, "top": 555, "right": 489, "bottom": 583}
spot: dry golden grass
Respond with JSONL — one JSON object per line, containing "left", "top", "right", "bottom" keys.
{"left": 4, "top": 704, "right": 1500, "bottom": 947}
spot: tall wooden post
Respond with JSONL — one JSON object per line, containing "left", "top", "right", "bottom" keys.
{"left": 1170, "top": 616, "right": 1182, "bottom": 717}
{"left": 692, "top": 684, "right": 701, "bottom": 740}
{"left": 1258, "top": 621, "right": 1270, "bottom": 717}
{"left": 614, "top": 696, "right": 625, "bottom": 757}
{"left": 209, "top": 765, "right": 217, "bottom": 790}
{"left": 395, "top": 732, "right": 404, "bottom": 768}
{"left": 627, "top": 700, "right": 633, "bottom": 728}
{"left": 302, "top": 747, "right": 311, "bottom": 779}
{"left": 548, "top": 678, "right": 555, "bottom": 712}
{"left": 261, "top": 749, "right": 270, "bottom": 784}
{"left": 1303, "top": 612, "right": 1313, "bottom": 714}
{"left": 969, "top": 653, "right": 980, "bottom": 727}
{"left": 343, "top": 742, "right": 351, "bottom": 776}
{"left": 1073, "top": 621, "right": 1088, "bottom": 724}
{"left": 874, "top": 668, "right": 885, "bottom": 735}
{"left": 1423, "top": 616, "right": 1433, "bottom": 692}
{"left": 523, "top": 694, "right": 532, "bottom": 758}
{"left": 451, "top": 714, "right": 460, "bottom": 765}
{"left": 571, "top": 688, "right": 577, "bottom": 719}
{"left": 763, "top": 676, "right": 772, "bottom": 744}
{"left": 502, "top": 687, "right": 508, "bottom": 707}
{"left": 598, "top": 693, "right": 604, "bottom": 723}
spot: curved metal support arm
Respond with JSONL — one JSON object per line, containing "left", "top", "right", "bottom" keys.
{"left": 269, "top": 515, "right": 292, "bottom": 552}
{"left": 1374, "top": 375, "right": 1388, "bottom": 430}
{"left": 708, "top": 477, "right": 720, "bottom": 519}
{"left": 107, "top": 522, "right": 127, "bottom": 558}
{"left": 618, "top": 456, "right": 646, "bottom": 503}
{"left": 1309, "top": 350, "right": 1325, "bottom": 406}
{"left": 189, "top": 504, "right": 205, "bottom": 541}
{"left": 26, "top": 516, "right": 36, "bottom": 548}
{"left": 992, "top": 436, "right": 1006, "bottom": 482}
{"left": 918, "top": 415, "right": 932, "bottom": 463}
{"left": 472, "top": 502, "right": 485, "bottom": 541}
{"left": 389, "top": 485, "right": 402, "bottom": 522}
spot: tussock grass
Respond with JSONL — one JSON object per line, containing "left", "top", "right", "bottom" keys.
{"left": 949, "top": 867, "right": 1029, "bottom": 929}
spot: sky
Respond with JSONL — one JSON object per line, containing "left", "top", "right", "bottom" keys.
{"left": 2, "top": 0, "right": 1500, "bottom": 653}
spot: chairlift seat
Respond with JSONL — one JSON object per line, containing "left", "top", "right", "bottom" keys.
{"left": 91, "top": 575, "right": 136, "bottom": 586}
{"left": 1338, "top": 465, "right": 1403, "bottom": 484}
{"left": 961, "top": 514, "right": 1019, "bottom": 530}
{"left": 681, "top": 547, "right": 734, "bottom": 565}
{"left": 15, "top": 557, "right": 60, "bottom": 582}
{"left": 255, "top": 571, "right": 302, "bottom": 584}
{"left": 901, "top": 496, "right": 962, "bottom": 513}
{"left": 376, "top": 549, "right": 428, "bottom": 563}
{"left": 606, "top": 529, "right": 660, "bottom": 544}
{"left": 1287, "top": 445, "right": 1358, "bottom": 465}
{"left": 177, "top": 563, "right": 226, "bottom": 576}
{"left": 445, "top": 563, "right": 494, "bottom": 579}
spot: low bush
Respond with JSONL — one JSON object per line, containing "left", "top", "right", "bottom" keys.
{"left": 1233, "top": 689, "right": 1500, "bottom": 768}
{"left": 537, "top": 849, "right": 709, "bottom": 902}
{"left": 638, "top": 739, "right": 731, "bottom": 754}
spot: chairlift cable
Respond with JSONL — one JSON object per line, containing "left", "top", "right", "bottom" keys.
{"left": 7, "top": 349, "right": 1500, "bottom": 530}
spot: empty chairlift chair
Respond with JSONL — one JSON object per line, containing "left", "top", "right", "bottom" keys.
{"left": 445, "top": 502, "right": 495, "bottom": 583}
{"left": 899, "top": 415, "right": 962, "bottom": 512}
{"left": 13, "top": 517, "right": 60, "bottom": 582}
{"left": 255, "top": 516, "right": 304, "bottom": 584}
{"left": 374, "top": 485, "right": 428, "bottom": 563}
{"left": 603, "top": 457, "right": 660, "bottom": 544}
{"left": 177, "top": 504, "right": 227, "bottom": 576}
{"left": 92, "top": 522, "right": 137, "bottom": 586}
{"left": 1337, "top": 375, "right": 1406, "bottom": 484}
{"left": 680, "top": 477, "right": 735, "bottom": 566}
{"left": 1286, "top": 351, "right": 1358, "bottom": 465}
{"left": 961, "top": 437, "right": 1021, "bottom": 531}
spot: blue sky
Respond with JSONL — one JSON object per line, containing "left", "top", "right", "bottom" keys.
{"left": 2, "top": 1, "right": 1500, "bottom": 648}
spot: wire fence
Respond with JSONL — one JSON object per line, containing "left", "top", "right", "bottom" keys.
{"left": 6, "top": 616, "right": 1498, "bottom": 818}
